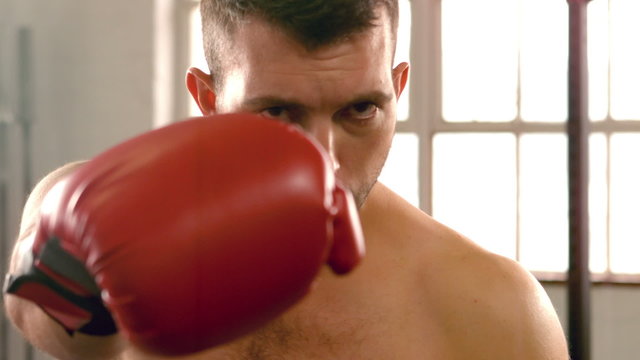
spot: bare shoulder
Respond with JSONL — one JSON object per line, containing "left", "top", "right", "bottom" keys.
{"left": 428, "top": 244, "right": 569, "bottom": 359}
{"left": 364, "top": 183, "right": 569, "bottom": 359}
{"left": 18, "top": 161, "right": 87, "bottom": 237}
{"left": 10, "top": 161, "right": 87, "bottom": 278}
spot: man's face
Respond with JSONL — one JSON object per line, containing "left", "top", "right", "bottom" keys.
{"left": 192, "top": 10, "right": 408, "bottom": 208}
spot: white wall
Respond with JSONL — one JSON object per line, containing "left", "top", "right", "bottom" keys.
{"left": 545, "top": 284, "right": 640, "bottom": 360}
{"left": 12, "top": 0, "right": 155, "bottom": 176}
{"left": 1, "top": 1, "right": 639, "bottom": 360}
{"left": 0, "top": 0, "right": 154, "bottom": 359}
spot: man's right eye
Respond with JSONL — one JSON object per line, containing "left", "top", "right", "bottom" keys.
{"left": 260, "top": 107, "right": 291, "bottom": 122}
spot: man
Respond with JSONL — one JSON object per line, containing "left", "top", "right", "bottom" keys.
{"left": 4, "top": 0, "right": 569, "bottom": 359}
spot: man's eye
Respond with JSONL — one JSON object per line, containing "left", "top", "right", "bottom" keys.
{"left": 261, "top": 107, "right": 287, "bottom": 119}
{"left": 345, "top": 102, "right": 378, "bottom": 120}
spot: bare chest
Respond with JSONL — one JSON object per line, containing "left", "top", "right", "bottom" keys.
{"left": 121, "top": 277, "right": 429, "bottom": 360}
{"left": 211, "top": 300, "right": 414, "bottom": 360}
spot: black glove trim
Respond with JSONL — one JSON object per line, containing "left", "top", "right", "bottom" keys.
{"left": 4, "top": 238, "right": 117, "bottom": 336}
{"left": 39, "top": 237, "right": 101, "bottom": 295}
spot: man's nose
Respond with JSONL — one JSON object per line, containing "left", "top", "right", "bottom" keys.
{"left": 303, "top": 118, "right": 340, "bottom": 172}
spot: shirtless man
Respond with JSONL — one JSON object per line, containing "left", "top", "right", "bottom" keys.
{"left": 4, "top": 0, "right": 570, "bottom": 359}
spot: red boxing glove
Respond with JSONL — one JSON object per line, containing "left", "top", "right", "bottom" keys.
{"left": 5, "top": 113, "right": 364, "bottom": 356}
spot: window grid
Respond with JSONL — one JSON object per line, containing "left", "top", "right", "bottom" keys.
{"left": 420, "top": 0, "right": 640, "bottom": 281}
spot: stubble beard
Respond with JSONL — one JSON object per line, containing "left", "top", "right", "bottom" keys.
{"left": 352, "top": 179, "right": 378, "bottom": 209}
{"left": 352, "top": 153, "right": 389, "bottom": 209}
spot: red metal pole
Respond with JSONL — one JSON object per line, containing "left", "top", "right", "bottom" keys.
{"left": 566, "top": 1, "right": 591, "bottom": 359}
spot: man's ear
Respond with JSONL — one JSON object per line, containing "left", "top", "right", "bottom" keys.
{"left": 186, "top": 67, "right": 217, "bottom": 115}
{"left": 392, "top": 62, "right": 409, "bottom": 99}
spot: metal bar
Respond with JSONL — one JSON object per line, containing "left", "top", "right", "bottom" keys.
{"left": 0, "top": 122, "right": 8, "bottom": 360}
{"left": 17, "top": 26, "right": 35, "bottom": 360}
{"left": 566, "top": 1, "right": 591, "bottom": 360}
{"left": 18, "top": 27, "right": 33, "bottom": 194}
{"left": 0, "top": 4, "right": 12, "bottom": 359}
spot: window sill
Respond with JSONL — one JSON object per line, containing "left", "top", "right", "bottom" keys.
{"left": 534, "top": 271, "right": 640, "bottom": 286}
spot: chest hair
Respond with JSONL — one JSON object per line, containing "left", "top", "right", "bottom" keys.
{"left": 234, "top": 309, "right": 375, "bottom": 360}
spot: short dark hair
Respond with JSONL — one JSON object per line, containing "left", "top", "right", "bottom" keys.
{"left": 200, "top": 0, "right": 399, "bottom": 91}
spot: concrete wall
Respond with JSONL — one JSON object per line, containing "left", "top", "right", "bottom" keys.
{"left": 1, "top": 1, "right": 639, "bottom": 360}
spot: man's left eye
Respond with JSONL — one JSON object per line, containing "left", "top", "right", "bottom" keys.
{"left": 345, "top": 102, "right": 378, "bottom": 120}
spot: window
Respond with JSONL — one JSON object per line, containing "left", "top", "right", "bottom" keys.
{"left": 432, "top": 0, "right": 640, "bottom": 278}
{"left": 182, "top": 0, "right": 640, "bottom": 279}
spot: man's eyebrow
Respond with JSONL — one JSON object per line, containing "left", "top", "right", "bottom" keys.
{"left": 242, "top": 91, "right": 395, "bottom": 110}
{"left": 349, "top": 91, "right": 395, "bottom": 105}
{"left": 242, "top": 96, "right": 305, "bottom": 110}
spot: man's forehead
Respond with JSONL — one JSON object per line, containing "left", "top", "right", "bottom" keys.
{"left": 215, "top": 13, "right": 396, "bottom": 111}
{"left": 219, "top": 68, "right": 395, "bottom": 114}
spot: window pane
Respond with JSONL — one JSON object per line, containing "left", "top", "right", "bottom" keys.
{"left": 609, "top": 133, "right": 640, "bottom": 273}
{"left": 441, "top": 0, "right": 518, "bottom": 122}
{"left": 519, "top": 134, "right": 568, "bottom": 272}
{"left": 396, "top": 0, "right": 411, "bottom": 121}
{"left": 433, "top": 133, "right": 517, "bottom": 258}
{"left": 190, "top": 6, "right": 207, "bottom": 116}
{"left": 520, "top": 0, "right": 568, "bottom": 122}
{"left": 589, "top": 133, "right": 608, "bottom": 273}
{"left": 610, "top": 0, "right": 640, "bottom": 120}
{"left": 379, "top": 133, "right": 419, "bottom": 207}
{"left": 588, "top": 0, "right": 609, "bottom": 121}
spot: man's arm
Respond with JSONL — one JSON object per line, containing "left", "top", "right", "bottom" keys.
{"left": 4, "top": 161, "right": 126, "bottom": 360}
